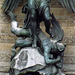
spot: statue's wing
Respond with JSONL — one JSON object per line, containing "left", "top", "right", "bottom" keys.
{"left": 50, "top": 14, "right": 64, "bottom": 41}
{"left": 58, "top": 0, "right": 75, "bottom": 13}
{"left": 2, "top": 0, "right": 24, "bottom": 12}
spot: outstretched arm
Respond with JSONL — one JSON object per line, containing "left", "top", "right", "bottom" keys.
{"left": 7, "top": 11, "right": 17, "bottom": 21}
{"left": 7, "top": 11, "right": 31, "bottom": 37}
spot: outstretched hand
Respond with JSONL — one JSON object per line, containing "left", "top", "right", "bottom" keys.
{"left": 6, "top": 11, "right": 17, "bottom": 21}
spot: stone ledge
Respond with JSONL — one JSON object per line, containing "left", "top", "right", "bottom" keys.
{"left": 0, "top": 73, "right": 9, "bottom": 75}
{"left": 0, "top": 62, "right": 10, "bottom": 72}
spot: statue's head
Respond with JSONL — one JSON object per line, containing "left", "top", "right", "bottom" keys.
{"left": 56, "top": 43, "right": 66, "bottom": 52}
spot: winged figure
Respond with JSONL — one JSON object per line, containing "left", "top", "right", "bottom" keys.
{"left": 2, "top": 0, "right": 64, "bottom": 43}
{"left": 1, "top": 0, "right": 66, "bottom": 75}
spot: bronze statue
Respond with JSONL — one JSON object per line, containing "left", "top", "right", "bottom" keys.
{"left": 37, "top": 29, "right": 66, "bottom": 69}
{"left": 2, "top": 0, "right": 66, "bottom": 75}
{"left": 22, "top": 0, "right": 64, "bottom": 47}
{"left": 22, "top": 0, "right": 51, "bottom": 47}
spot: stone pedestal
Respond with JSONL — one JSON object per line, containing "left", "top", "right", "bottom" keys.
{"left": 11, "top": 47, "right": 65, "bottom": 75}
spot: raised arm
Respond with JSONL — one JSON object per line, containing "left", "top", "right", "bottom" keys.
{"left": 7, "top": 11, "right": 31, "bottom": 37}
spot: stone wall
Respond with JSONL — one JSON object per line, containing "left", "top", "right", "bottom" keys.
{"left": 0, "top": 0, "right": 75, "bottom": 75}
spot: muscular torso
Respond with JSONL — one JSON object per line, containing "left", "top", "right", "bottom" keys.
{"left": 27, "top": 0, "right": 48, "bottom": 9}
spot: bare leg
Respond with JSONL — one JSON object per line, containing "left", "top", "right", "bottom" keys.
{"left": 11, "top": 37, "right": 32, "bottom": 60}
{"left": 29, "top": 9, "right": 37, "bottom": 47}
{"left": 11, "top": 45, "right": 16, "bottom": 60}
{"left": 28, "top": 0, "right": 37, "bottom": 47}
{"left": 43, "top": 7, "right": 54, "bottom": 38}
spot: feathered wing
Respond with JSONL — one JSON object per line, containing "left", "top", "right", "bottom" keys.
{"left": 2, "top": 0, "right": 24, "bottom": 12}
{"left": 50, "top": 14, "right": 64, "bottom": 41}
{"left": 58, "top": 0, "right": 75, "bottom": 13}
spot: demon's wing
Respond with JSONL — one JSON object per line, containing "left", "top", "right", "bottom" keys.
{"left": 50, "top": 14, "right": 64, "bottom": 41}
{"left": 2, "top": 0, "right": 25, "bottom": 13}
{"left": 58, "top": 0, "right": 75, "bottom": 13}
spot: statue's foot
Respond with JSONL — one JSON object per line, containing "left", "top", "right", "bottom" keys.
{"left": 32, "top": 36, "right": 37, "bottom": 47}
{"left": 32, "top": 43, "right": 37, "bottom": 48}
{"left": 32, "top": 39, "right": 37, "bottom": 47}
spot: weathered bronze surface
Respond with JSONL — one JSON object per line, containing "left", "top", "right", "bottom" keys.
{"left": 37, "top": 29, "right": 65, "bottom": 68}
{"left": 2, "top": 0, "right": 66, "bottom": 75}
